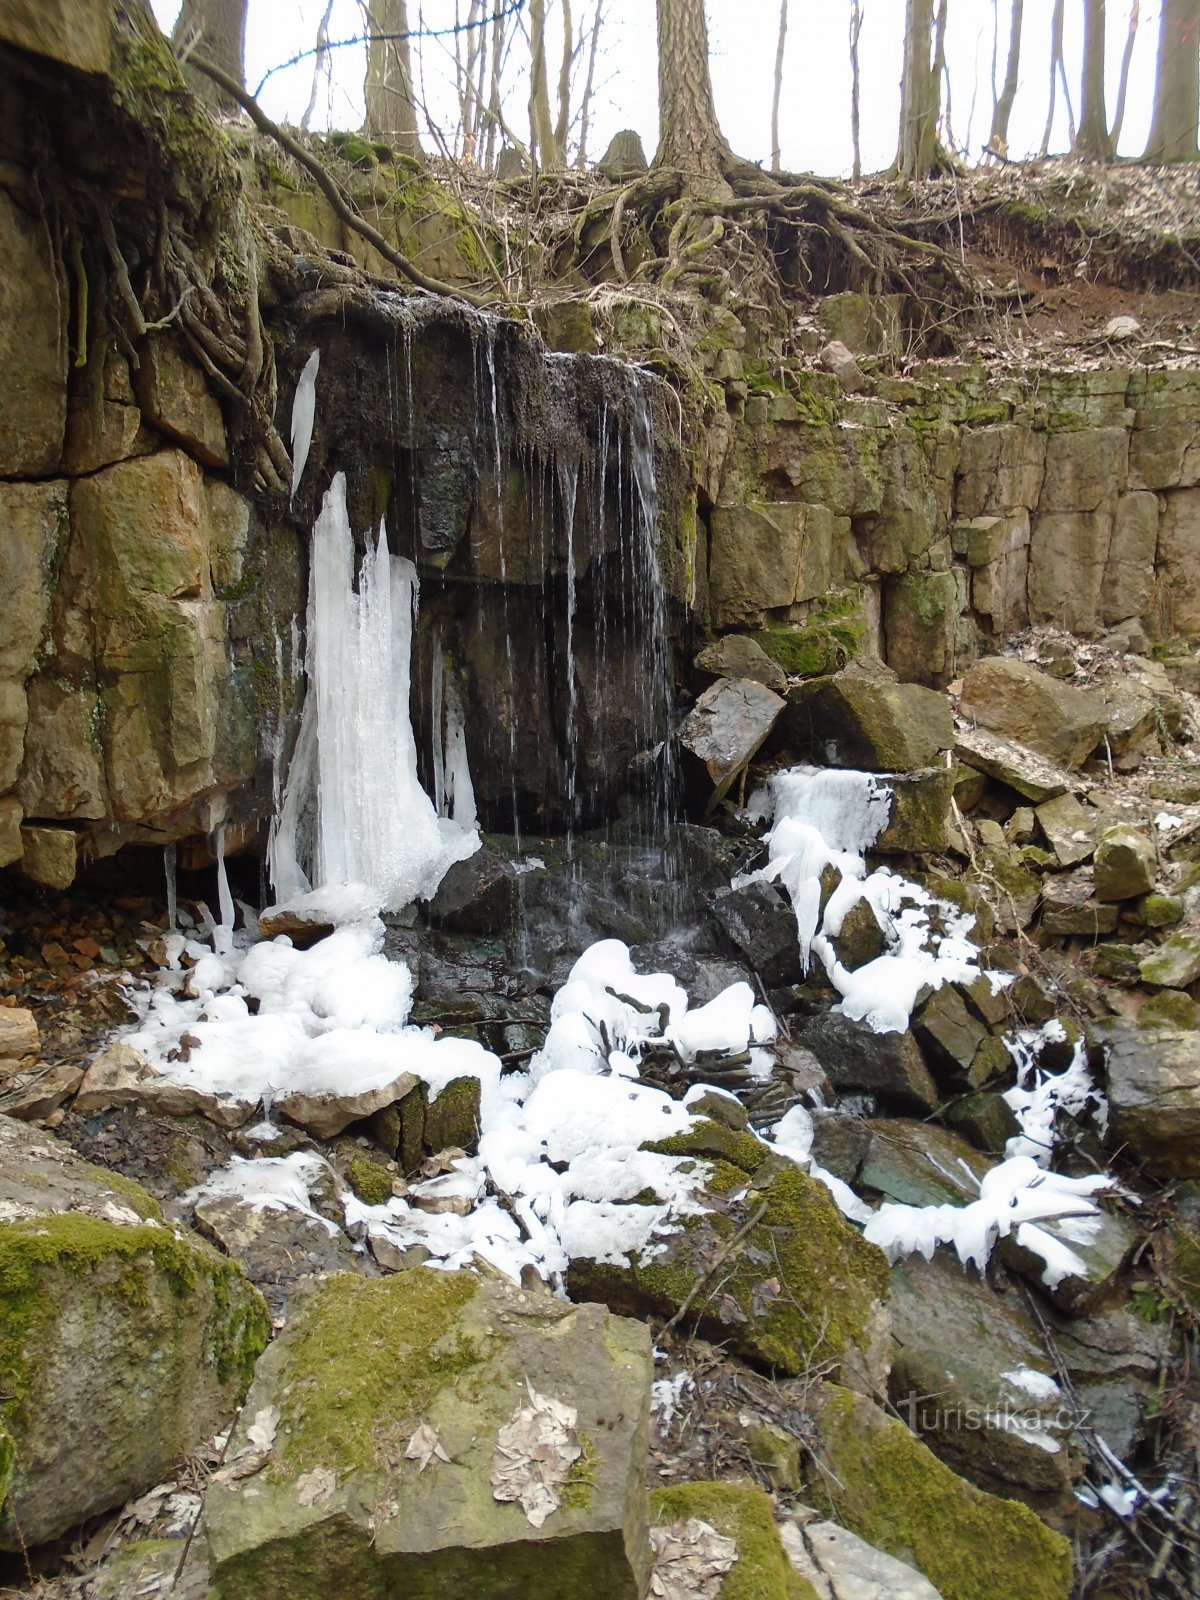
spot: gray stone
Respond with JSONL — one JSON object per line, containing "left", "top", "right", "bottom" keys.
{"left": 1157, "top": 488, "right": 1200, "bottom": 635}
{"left": 999, "top": 1203, "right": 1140, "bottom": 1316}
{"left": 1100, "top": 493, "right": 1159, "bottom": 626}
{"left": 1139, "top": 932, "right": 1200, "bottom": 988}
{"left": 961, "top": 658, "right": 1106, "bottom": 770}
{"left": 953, "top": 727, "right": 1075, "bottom": 804}
{"left": 676, "top": 676, "right": 785, "bottom": 814}
{"left": 855, "top": 1120, "right": 992, "bottom": 1209}
{"left": 913, "top": 988, "right": 987, "bottom": 1085}
{"left": 954, "top": 424, "right": 1046, "bottom": 517}
{"left": 205, "top": 1271, "right": 653, "bottom": 1600}
{"left": 1103, "top": 1023, "right": 1200, "bottom": 1178}
{"left": 427, "top": 850, "right": 520, "bottom": 937}
{"left": 1040, "top": 870, "right": 1118, "bottom": 938}
{"left": 795, "top": 1015, "right": 940, "bottom": 1116}
{"left": 787, "top": 661, "right": 953, "bottom": 771}
{"left": 781, "top": 1518, "right": 946, "bottom": 1600}
{"left": 1093, "top": 826, "right": 1156, "bottom": 902}
{"left": 820, "top": 339, "right": 866, "bottom": 393}
{"left": 694, "top": 634, "right": 788, "bottom": 695}
{"left": 709, "top": 879, "right": 802, "bottom": 987}
{"left": 0, "top": 1115, "right": 268, "bottom": 1550}
{"left": 1035, "top": 793, "right": 1096, "bottom": 868}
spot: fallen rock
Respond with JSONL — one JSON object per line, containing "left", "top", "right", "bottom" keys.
{"left": 255, "top": 904, "right": 335, "bottom": 949}
{"left": 913, "top": 988, "right": 988, "bottom": 1086}
{"left": 18, "top": 824, "right": 77, "bottom": 890}
{"left": 819, "top": 338, "right": 866, "bottom": 393}
{"left": 803, "top": 1384, "right": 1072, "bottom": 1600}
{"left": 1048, "top": 1303, "right": 1169, "bottom": 1460}
{"left": 650, "top": 1482, "right": 803, "bottom": 1600}
{"left": 782, "top": 1517, "right": 945, "bottom": 1600}
{"left": 1034, "top": 793, "right": 1096, "bottom": 868}
{"left": 874, "top": 768, "right": 955, "bottom": 854}
{"left": 1103, "top": 1023, "right": 1200, "bottom": 1178}
{"left": 568, "top": 1122, "right": 891, "bottom": 1393}
{"left": 76, "top": 1039, "right": 258, "bottom": 1128}
{"left": 794, "top": 1014, "right": 940, "bottom": 1115}
{"left": 785, "top": 661, "right": 953, "bottom": 771}
{"left": 1138, "top": 931, "right": 1200, "bottom": 989}
{"left": 694, "top": 634, "right": 788, "bottom": 696}
{"left": 426, "top": 849, "right": 520, "bottom": 937}
{"left": 276, "top": 1068, "right": 420, "bottom": 1141}
{"left": 190, "top": 1193, "right": 369, "bottom": 1322}
{"left": 0, "top": 1007, "right": 38, "bottom": 1061}
{"left": 0, "top": 1060, "right": 83, "bottom": 1121}
{"left": 676, "top": 677, "right": 785, "bottom": 815}
{"left": 1040, "top": 871, "right": 1118, "bottom": 938}
{"left": 998, "top": 1201, "right": 1140, "bottom": 1316}
{"left": 0, "top": 1115, "right": 268, "bottom": 1550}
{"left": 708, "top": 879, "right": 803, "bottom": 987}
{"left": 1093, "top": 826, "right": 1156, "bottom": 902}
{"left": 204, "top": 1270, "right": 652, "bottom": 1600}
{"left": 961, "top": 658, "right": 1106, "bottom": 769}
{"left": 854, "top": 1121, "right": 991, "bottom": 1209}
{"left": 953, "top": 726, "right": 1076, "bottom": 804}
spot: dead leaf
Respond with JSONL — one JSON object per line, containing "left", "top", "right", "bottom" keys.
{"left": 649, "top": 1518, "right": 738, "bottom": 1600}
{"left": 406, "top": 1422, "right": 451, "bottom": 1472}
{"left": 245, "top": 1406, "right": 280, "bottom": 1453}
{"left": 491, "top": 1382, "right": 581, "bottom": 1528}
{"left": 295, "top": 1466, "right": 337, "bottom": 1506}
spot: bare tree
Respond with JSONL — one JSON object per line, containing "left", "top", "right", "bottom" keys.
{"left": 528, "top": 0, "right": 559, "bottom": 168}
{"left": 1109, "top": 0, "right": 1139, "bottom": 149}
{"left": 1040, "top": 0, "right": 1076, "bottom": 155}
{"left": 576, "top": 0, "right": 605, "bottom": 169}
{"left": 1075, "top": 0, "right": 1112, "bottom": 160}
{"left": 654, "top": 0, "right": 732, "bottom": 190}
{"left": 987, "top": 0, "right": 1023, "bottom": 153}
{"left": 1144, "top": 0, "right": 1200, "bottom": 161}
{"left": 171, "top": 0, "right": 247, "bottom": 111}
{"left": 770, "top": 0, "right": 788, "bottom": 174}
{"left": 363, "top": 0, "right": 422, "bottom": 158}
{"left": 895, "top": 0, "right": 945, "bottom": 177}
{"left": 302, "top": 0, "right": 337, "bottom": 130}
{"left": 849, "top": 0, "right": 864, "bottom": 180}
{"left": 554, "top": 0, "right": 575, "bottom": 158}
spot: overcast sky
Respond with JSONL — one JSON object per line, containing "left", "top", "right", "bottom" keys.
{"left": 151, "top": 1, "right": 1163, "bottom": 176}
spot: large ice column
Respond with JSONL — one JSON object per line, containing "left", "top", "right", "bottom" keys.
{"left": 270, "top": 474, "right": 478, "bottom": 909}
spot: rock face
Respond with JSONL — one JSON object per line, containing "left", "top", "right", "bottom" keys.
{"left": 0, "top": 1115, "right": 269, "bottom": 1549}
{"left": 1103, "top": 1024, "right": 1200, "bottom": 1178}
{"left": 205, "top": 1270, "right": 653, "bottom": 1600}
{"left": 567, "top": 1122, "right": 892, "bottom": 1394}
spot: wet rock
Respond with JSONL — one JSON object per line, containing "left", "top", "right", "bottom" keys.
{"left": 190, "top": 1194, "right": 369, "bottom": 1321}
{"left": 913, "top": 988, "right": 988, "bottom": 1086}
{"left": 782, "top": 1517, "right": 945, "bottom": 1600}
{"left": 803, "top": 1384, "right": 1072, "bottom": 1600}
{"left": 426, "top": 849, "right": 519, "bottom": 937}
{"left": 942, "top": 1091, "right": 1020, "bottom": 1153}
{"left": 878, "top": 768, "right": 957, "bottom": 855}
{"left": 999, "top": 1201, "right": 1140, "bottom": 1316}
{"left": 887, "top": 1253, "right": 1076, "bottom": 1509}
{"left": 255, "top": 904, "right": 336, "bottom": 949}
{"left": 1093, "top": 826, "right": 1156, "bottom": 901}
{"left": 961, "top": 658, "right": 1106, "bottom": 770}
{"left": 1048, "top": 1303, "right": 1169, "bottom": 1460}
{"left": 568, "top": 1123, "right": 891, "bottom": 1393}
{"left": 0, "top": 1115, "right": 268, "bottom": 1550}
{"left": 1103, "top": 1023, "right": 1200, "bottom": 1178}
{"left": 709, "top": 879, "right": 802, "bottom": 987}
{"left": 809, "top": 1112, "right": 873, "bottom": 1185}
{"left": 424, "top": 1075, "right": 482, "bottom": 1153}
{"left": 18, "top": 824, "right": 77, "bottom": 889}
{"left": 205, "top": 1271, "right": 652, "bottom": 1600}
{"left": 651, "top": 1483, "right": 802, "bottom": 1599}
{"left": 1138, "top": 931, "right": 1200, "bottom": 988}
{"left": 1034, "top": 793, "right": 1096, "bottom": 868}
{"left": 829, "top": 897, "right": 887, "bottom": 971}
{"left": 694, "top": 634, "right": 788, "bottom": 695}
{"left": 785, "top": 661, "right": 953, "bottom": 771}
{"left": 676, "top": 677, "right": 785, "bottom": 815}
{"left": 854, "top": 1120, "right": 990, "bottom": 1209}
{"left": 795, "top": 1014, "right": 940, "bottom": 1116}
{"left": 1040, "top": 871, "right": 1118, "bottom": 938}
{"left": 952, "top": 726, "right": 1075, "bottom": 803}
{"left": 277, "top": 1068, "right": 421, "bottom": 1142}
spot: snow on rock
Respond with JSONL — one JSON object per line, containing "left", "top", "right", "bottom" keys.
{"left": 746, "top": 766, "right": 990, "bottom": 1033}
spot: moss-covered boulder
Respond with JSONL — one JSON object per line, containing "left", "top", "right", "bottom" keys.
{"left": 649, "top": 1482, "right": 817, "bottom": 1600}
{"left": 566, "top": 1123, "right": 891, "bottom": 1394}
{"left": 804, "top": 1384, "right": 1072, "bottom": 1600}
{"left": 205, "top": 1270, "right": 652, "bottom": 1600}
{"left": 0, "top": 1115, "right": 268, "bottom": 1549}
{"left": 785, "top": 661, "right": 953, "bottom": 771}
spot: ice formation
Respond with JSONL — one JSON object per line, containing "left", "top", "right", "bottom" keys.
{"left": 747, "top": 767, "right": 994, "bottom": 1033}
{"left": 269, "top": 475, "right": 479, "bottom": 910}
{"left": 289, "top": 348, "right": 319, "bottom": 504}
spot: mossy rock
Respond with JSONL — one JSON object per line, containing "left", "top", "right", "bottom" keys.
{"left": 424, "top": 1074, "right": 483, "bottom": 1154}
{"left": 345, "top": 1152, "right": 394, "bottom": 1207}
{"left": 567, "top": 1124, "right": 890, "bottom": 1390}
{"left": 206, "top": 1270, "right": 653, "bottom": 1600}
{"left": 650, "top": 1482, "right": 817, "bottom": 1600}
{"left": 804, "top": 1384, "right": 1072, "bottom": 1600}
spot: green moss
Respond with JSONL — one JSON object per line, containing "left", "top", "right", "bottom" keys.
{"left": 424, "top": 1075, "right": 482, "bottom": 1153}
{"left": 807, "top": 1386, "right": 1072, "bottom": 1600}
{"left": 1173, "top": 1228, "right": 1200, "bottom": 1314}
{"left": 1139, "top": 990, "right": 1200, "bottom": 1030}
{"left": 346, "top": 1154, "right": 395, "bottom": 1207}
{"left": 649, "top": 1120, "right": 769, "bottom": 1175}
{"left": 559, "top": 1430, "right": 596, "bottom": 1513}
{"left": 650, "top": 1482, "right": 817, "bottom": 1600}
{"left": 273, "top": 1271, "right": 483, "bottom": 1475}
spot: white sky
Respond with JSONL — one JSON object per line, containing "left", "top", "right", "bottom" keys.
{"left": 152, "top": 1, "right": 1164, "bottom": 176}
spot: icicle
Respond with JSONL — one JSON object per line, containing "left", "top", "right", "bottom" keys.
{"left": 164, "top": 842, "right": 178, "bottom": 932}
{"left": 213, "top": 826, "right": 235, "bottom": 956}
{"left": 289, "top": 349, "right": 320, "bottom": 504}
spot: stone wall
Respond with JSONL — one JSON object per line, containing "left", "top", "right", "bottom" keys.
{"left": 693, "top": 347, "right": 1200, "bottom": 687}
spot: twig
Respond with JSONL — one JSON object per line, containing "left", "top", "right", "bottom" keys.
{"left": 659, "top": 1199, "right": 770, "bottom": 1339}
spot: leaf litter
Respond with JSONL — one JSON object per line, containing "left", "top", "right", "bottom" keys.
{"left": 491, "top": 1382, "right": 581, "bottom": 1528}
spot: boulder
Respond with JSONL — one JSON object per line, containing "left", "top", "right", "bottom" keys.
{"left": 17, "top": 824, "right": 77, "bottom": 890}
{"left": 819, "top": 339, "right": 866, "bottom": 393}
{"left": 1103, "top": 1024, "right": 1200, "bottom": 1178}
{"left": 76, "top": 1039, "right": 259, "bottom": 1129}
{"left": 782, "top": 1518, "right": 944, "bottom": 1600}
{"left": 854, "top": 1121, "right": 991, "bottom": 1209}
{"left": 1040, "top": 871, "right": 1118, "bottom": 938}
{"left": 874, "top": 768, "right": 954, "bottom": 854}
{"left": 803, "top": 1384, "right": 1072, "bottom": 1600}
{"left": 426, "top": 849, "right": 520, "bottom": 937}
{"left": 568, "top": 1122, "right": 891, "bottom": 1393}
{"left": 676, "top": 677, "right": 785, "bottom": 815}
{"left": 795, "top": 1014, "right": 940, "bottom": 1115}
{"left": 694, "top": 635, "right": 788, "bottom": 695}
{"left": 785, "top": 660, "right": 953, "bottom": 771}
{"left": 952, "top": 727, "right": 1074, "bottom": 804}
{"left": 708, "top": 879, "right": 803, "bottom": 987}
{"left": 205, "top": 1271, "right": 652, "bottom": 1600}
{"left": 960, "top": 659, "right": 1106, "bottom": 770}
{"left": 190, "top": 1192, "right": 369, "bottom": 1322}
{"left": 0, "top": 1115, "right": 268, "bottom": 1550}
{"left": 1034, "top": 793, "right": 1096, "bottom": 869}
{"left": 0, "top": 1009, "right": 38, "bottom": 1062}
{"left": 913, "top": 989, "right": 988, "bottom": 1086}
{"left": 1093, "top": 827, "right": 1157, "bottom": 902}
{"left": 1138, "top": 932, "right": 1200, "bottom": 989}
{"left": 999, "top": 1202, "right": 1140, "bottom": 1317}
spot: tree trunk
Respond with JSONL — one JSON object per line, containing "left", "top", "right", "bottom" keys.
{"left": 554, "top": 0, "right": 575, "bottom": 158}
{"left": 171, "top": 0, "right": 247, "bottom": 111}
{"left": 1075, "top": 0, "right": 1112, "bottom": 160}
{"left": 896, "top": 0, "right": 942, "bottom": 177}
{"left": 654, "top": 0, "right": 732, "bottom": 190}
{"left": 770, "top": 0, "right": 788, "bottom": 173}
{"left": 577, "top": 0, "right": 604, "bottom": 169}
{"left": 363, "top": 0, "right": 423, "bottom": 159}
{"left": 988, "top": 0, "right": 1023, "bottom": 151}
{"left": 849, "top": 0, "right": 863, "bottom": 179}
{"left": 1109, "top": 0, "right": 1139, "bottom": 148}
{"left": 528, "top": 0, "right": 559, "bottom": 168}
{"left": 1144, "top": 0, "right": 1200, "bottom": 161}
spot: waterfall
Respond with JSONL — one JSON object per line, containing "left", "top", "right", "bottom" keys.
{"left": 269, "top": 473, "right": 479, "bottom": 910}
